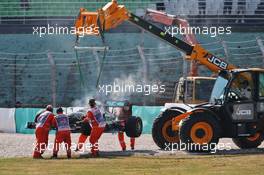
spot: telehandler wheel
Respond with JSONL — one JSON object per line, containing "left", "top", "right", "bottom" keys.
{"left": 179, "top": 114, "right": 220, "bottom": 152}
{"left": 232, "top": 132, "right": 263, "bottom": 149}
{"left": 152, "top": 110, "right": 183, "bottom": 150}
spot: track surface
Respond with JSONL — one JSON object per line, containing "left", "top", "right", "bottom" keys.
{"left": 1, "top": 133, "right": 264, "bottom": 158}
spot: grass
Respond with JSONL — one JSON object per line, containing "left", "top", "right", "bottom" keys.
{"left": 1, "top": 154, "right": 264, "bottom": 175}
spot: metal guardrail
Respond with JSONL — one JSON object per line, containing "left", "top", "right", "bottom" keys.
{"left": 0, "top": 1, "right": 264, "bottom": 17}
{"left": 0, "top": 1, "right": 157, "bottom": 17}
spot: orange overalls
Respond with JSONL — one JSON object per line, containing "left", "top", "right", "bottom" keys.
{"left": 53, "top": 113, "right": 72, "bottom": 158}
{"left": 77, "top": 133, "right": 89, "bottom": 150}
{"left": 83, "top": 107, "right": 105, "bottom": 156}
{"left": 114, "top": 107, "right": 135, "bottom": 150}
{"left": 33, "top": 111, "right": 55, "bottom": 158}
{"left": 118, "top": 132, "right": 135, "bottom": 151}
{"left": 76, "top": 121, "right": 91, "bottom": 150}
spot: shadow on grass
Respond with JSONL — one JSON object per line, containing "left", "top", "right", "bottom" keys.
{"left": 78, "top": 149, "right": 159, "bottom": 159}
{"left": 181, "top": 148, "right": 264, "bottom": 158}
{"left": 44, "top": 148, "right": 264, "bottom": 160}
{"left": 215, "top": 148, "right": 264, "bottom": 155}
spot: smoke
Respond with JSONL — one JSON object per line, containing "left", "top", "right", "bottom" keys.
{"left": 70, "top": 92, "right": 106, "bottom": 114}
{"left": 108, "top": 74, "right": 139, "bottom": 100}
{"left": 70, "top": 73, "right": 140, "bottom": 108}
{"left": 71, "top": 94, "right": 94, "bottom": 107}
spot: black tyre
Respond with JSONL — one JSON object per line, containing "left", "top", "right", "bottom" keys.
{"left": 26, "top": 122, "right": 36, "bottom": 129}
{"left": 152, "top": 110, "right": 183, "bottom": 150}
{"left": 68, "top": 112, "right": 91, "bottom": 135}
{"left": 232, "top": 133, "right": 263, "bottom": 149}
{"left": 179, "top": 113, "right": 220, "bottom": 152}
{"left": 68, "top": 112, "right": 84, "bottom": 126}
{"left": 81, "top": 122, "right": 91, "bottom": 136}
{"left": 125, "top": 116, "right": 143, "bottom": 138}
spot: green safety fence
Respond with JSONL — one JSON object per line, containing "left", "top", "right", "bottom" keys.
{"left": 132, "top": 106, "right": 163, "bottom": 134}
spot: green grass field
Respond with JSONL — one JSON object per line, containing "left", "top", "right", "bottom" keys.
{"left": 1, "top": 154, "right": 264, "bottom": 175}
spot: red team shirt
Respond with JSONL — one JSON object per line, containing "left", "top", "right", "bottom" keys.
{"left": 84, "top": 107, "right": 106, "bottom": 128}
{"left": 53, "top": 114, "right": 71, "bottom": 132}
{"left": 35, "top": 111, "right": 55, "bottom": 129}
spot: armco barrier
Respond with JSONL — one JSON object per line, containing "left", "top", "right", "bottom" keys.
{"left": 15, "top": 108, "right": 42, "bottom": 134}
{"left": 132, "top": 106, "right": 162, "bottom": 134}
{"left": 0, "top": 108, "right": 16, "bottom": 133}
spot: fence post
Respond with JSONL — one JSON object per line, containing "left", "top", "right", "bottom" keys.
{"left": 92, "top": 49, "right": 101, "bottom": 81}
{"left": 221, "top": 40, "right": 229, "bottom": 62}
{"left": 137, "top": 45, "right": 148, "bottom": 84}
{"left": 137, "top": 45, "right": 148, "bottom": 105}
{"left": 14, "top": 55, "right": 17, "bottom": 107}
{"left": 181, "top": 52, "right": 188, "bottom": 102}
{"left": 23, "top": 4, "right": 26, "bottom": 24}
{"left": 47, "top": 50, "right": 56, "bottom": 107}
{"left": 256, "top": 36, "right": 264, "bottom": 67}
{"left": 181, "top": 53, "right": 187, "bottom": 77}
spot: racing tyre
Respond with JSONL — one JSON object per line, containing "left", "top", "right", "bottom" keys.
{"left": 68, "top": 112, "right": 91, "bottom": 135}
{"left": 81, "top": 122, "right": 91, "bottom": 136}
{"left": 125, "top": 116, "right": 143, "bottom": 138}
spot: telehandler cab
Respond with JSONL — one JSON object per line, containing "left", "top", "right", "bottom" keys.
{"left": 154, "top": 68, "right": 264, "bottom": 151}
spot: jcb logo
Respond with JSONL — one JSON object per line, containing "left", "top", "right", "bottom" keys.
{"left": 236, "top": 110, "right": 252, "bottom": 116}
{"left": 207, "top": 55, "right": 228, "bottom": 69}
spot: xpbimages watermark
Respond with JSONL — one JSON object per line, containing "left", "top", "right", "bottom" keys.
{"left": 98, "top": 82, "right": 166, "bottom": 96}
{"left": 32, "top": 24, "right": 99, "bottom": 37}
{"left": 164, "top": 141, "right": 232, "bottom": 153}
{"left": 33, "top": 142, "right": 98, "bottom": 154}
{"left": 32, "top": 24, "right": 232, "bottom": 38}
{"left": 164, "top": 25, "right": 232, "bottom": 38}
